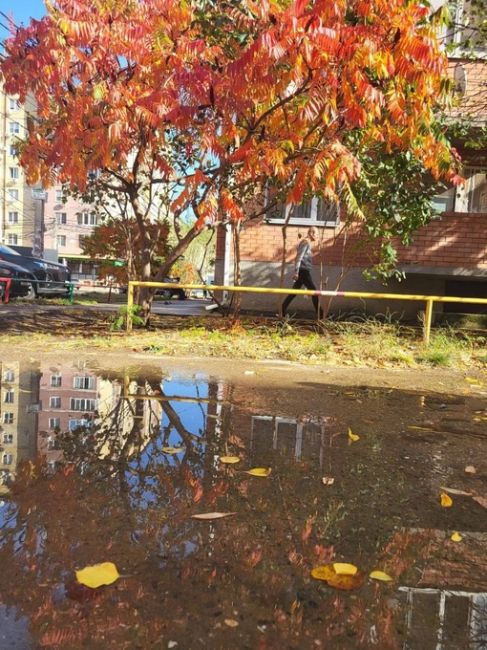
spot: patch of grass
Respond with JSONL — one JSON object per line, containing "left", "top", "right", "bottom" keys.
{"left": 414, "top": 330, "right": 474, "bottom": 367}
{"left": 1, "top": 309, "right": 486, "bottom": 371}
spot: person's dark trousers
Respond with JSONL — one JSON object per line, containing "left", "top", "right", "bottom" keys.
{"left": 282, "top": 268, "right": 323, "bottom": 318}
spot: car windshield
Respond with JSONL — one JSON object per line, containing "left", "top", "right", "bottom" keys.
{"left": 0, "top": 245, "right": 20, "bottom": 256}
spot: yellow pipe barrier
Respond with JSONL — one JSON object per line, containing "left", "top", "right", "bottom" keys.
{"left": 126, "top": 282, "right": 135, "bottom": 332}
{"left": 126, "top": 281, "right": 487, "bottom": 343}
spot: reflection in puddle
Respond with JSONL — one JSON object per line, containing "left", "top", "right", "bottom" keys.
{"left": 0, "top": 359, "right": 486, "bottom": 648}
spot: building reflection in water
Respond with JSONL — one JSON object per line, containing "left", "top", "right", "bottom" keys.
{"left": 0, "top": 361, "right": 485, "bottom": 648}
{"left": 0, "top": 361, "right": 40, "bottom": 494}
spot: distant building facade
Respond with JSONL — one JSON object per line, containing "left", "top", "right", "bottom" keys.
{"left": 0, "top": 82, "right": 99, "bottom": 281}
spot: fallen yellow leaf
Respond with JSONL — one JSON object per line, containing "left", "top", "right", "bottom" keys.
{"left": 311, "top": 563, "right": 364, "bottom": 590}
{"left": 191, "top": 512, "right": 236, "bottom": 520}
{"left": 162, "top": 446, "right": 184, "bottom": 454}
{"left": 440, "top": 492, "right": 453, "bottom": 508}
{"left": 451, "top": 532, "right": 462, "bottom": 542}
{"left": 348, "top": 428, "right": 360, "bottom": 442}
{"left": 245, "top": 467, "right": 272, "bottom": 477}
{"left": 75, "top": 562, "right": 120, "bottom": 589}
{"left": 311, "top": 565, "right": 336, "bottom": 582}
{"left": 333, "top": 563, "right": 358, "bottom": 576}
{"left": 219, "top": 456, "right": 240, "bottom": 464}
{"left": 369, "top": 570, "right": 393, "bottom": 582}
{"left": 465, "top": 465, "right": 476, "bottom": 474}
{"left": 465, "top": 376, "right": 482, "bottom": 385}
{"left": 224, "top": 618, "right": 239, "bottom": 627}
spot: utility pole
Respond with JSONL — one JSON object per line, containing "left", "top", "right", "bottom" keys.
{"left": 32, "top": 188, "right": 47, "bottom": 257}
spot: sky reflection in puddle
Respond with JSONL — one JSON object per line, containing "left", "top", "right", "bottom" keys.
{"left": 0, "top": 359, "right": 486, "bottom": 648}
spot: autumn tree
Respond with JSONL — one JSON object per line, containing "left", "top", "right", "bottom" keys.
{"left": 1, "top": 0, "right": 459, "bottom": 322}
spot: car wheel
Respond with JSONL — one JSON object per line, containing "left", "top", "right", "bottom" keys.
{"left": 161, "top": 289, "right": 172, "bottom": 300}
{"left": 177, "top": 291, "right": 187, "bottom": 300}
{"left": 25, "top": 283, "right": 37, "bottom": 300}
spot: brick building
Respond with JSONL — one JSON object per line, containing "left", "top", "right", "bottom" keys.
{"left": 42, "top": 188, "right": 101, "bottom": 283}
{"left": 215, "top": 51, "right": 487, "bottom": 319}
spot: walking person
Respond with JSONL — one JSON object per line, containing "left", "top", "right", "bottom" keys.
{"left": 281, "top": 226, "right": 323, "bottom": 318}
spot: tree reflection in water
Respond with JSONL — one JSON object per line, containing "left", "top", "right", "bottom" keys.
{"left": 0, "top": 366, "right": 486, "bottom": 648}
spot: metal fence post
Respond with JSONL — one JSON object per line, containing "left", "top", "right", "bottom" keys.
{"left": 424, "top": 299, "right": 434, "bottom": 345}
{"left": 126, "top": 282, "right": 135, "bottom": 333}
{"left": 68, "top": 282, "right": 75, "bottom": 304}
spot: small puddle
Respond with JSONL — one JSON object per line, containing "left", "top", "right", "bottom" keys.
{"left": 0, "top": 359, "right": 486, "bottom": 649}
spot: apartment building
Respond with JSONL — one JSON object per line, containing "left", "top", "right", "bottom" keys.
{"left": 42, "top": 187, "right": 100, "bottom": 282}
{"left": 0, "top": 82, "right": 99, "bottom": 280}
{"left": 0, "top": 361, "right": 40, "bottom": 495}
{"left": 0, "top": 84, "right": 37, "bottom": 248}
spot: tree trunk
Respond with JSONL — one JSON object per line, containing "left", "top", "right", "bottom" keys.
{"left": 278, "top": 205, "right": 292, "bottom": 316}
{"left": 232, "top": 222, "right": 242, "bottom": 319}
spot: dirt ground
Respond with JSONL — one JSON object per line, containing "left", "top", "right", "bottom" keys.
{"left": 1, "top": 346, "right": 485, "bottom": 398}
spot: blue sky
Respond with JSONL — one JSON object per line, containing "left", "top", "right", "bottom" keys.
{"left": 1, "top": 0, "right": 45, "bottom": 28}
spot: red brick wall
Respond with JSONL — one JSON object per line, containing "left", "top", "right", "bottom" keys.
{"left": 223, "top": 218, "right": 380, "bottom": 268}
{"left": 448, "top": 59, "right": 487, "bottom": 123}
{"left": 397, "top": 212, "right": 487, "bottom": 269}
{"left": 217, "top": 211, "right": 487, "bottom": 272}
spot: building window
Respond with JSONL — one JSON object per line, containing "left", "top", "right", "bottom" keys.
{"left": 434, "top": 168, "right": 487, "bottom": 214}
{"left": 9, "top": 167, "right": 19, "bottom": 180}
{"left": 49, "top": 396, "right": 61, "bottom": 409}
{"left": 9, "top": 98, "right": 19, "bottom": 110}
{"left": 7, "top": 234, "right": 18, "bottom": 245}
{"left": 77, "top": 212, "right": 97, "bottom": 226}
{"left": 465, "top": 169, "right": 487, "bottom": 213}
{"left": 55, "top": 189, "right": 64, "bottom": 202}
{"left": 4, "top": 370, "right": 14, "bottom": 382}
{"left": 3, "top": 434, "right": 13, "bottom": 444}
{"left": 48, "top": 417, "right": 60, "bottom": 429}
{"left": 70, "top": 398, "right": 96, "bottom": 411}
{"left": 3, "top": 413, "right": 14, "bottom": 424}
{"left": 266, "top": 196, "right": 340, "bottom": 227}
{"left": 9, "top": 144, "right": 18, "bottom": 157}
{"left": 56, "top": 235, "right": 66, "bottom": 247}
{"left": 7, "top": 189, "right": 19, "bottom": 201}
{"left": 9, "top": 121, "right": 20, "bottom": 134}
{"left": 0, "top": 470, "right": 11, "bottom": 485}
{"left": 50, "top": 375, "right": 62, "bottom": 387}
{"left": 69, "top": 418, "right": 86, "bottom": 431}
{"left": 4, "top": 390, "right": 14, "bottom": 404}
{"left": 431, "top": 186, "right": 455, "bottom": 214}
{"left": 8, "top": 212, "right": 19, "bottom": 224}
{"left": 56, "top": 212, "right": 67, "bottom": 225}
{"left": 73, "top": 376, "right": 95, "bottom": 390}
{"left": 2, "top": 454, "right": 13, "bottom": 466}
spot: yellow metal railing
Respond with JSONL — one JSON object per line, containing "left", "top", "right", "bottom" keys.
{"left": 126, "top": 281, "right": 487, "bottom": 344}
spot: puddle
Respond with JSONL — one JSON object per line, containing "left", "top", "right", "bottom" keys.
{"left": 0, "top": 359, "right": 486, "bottom": 648}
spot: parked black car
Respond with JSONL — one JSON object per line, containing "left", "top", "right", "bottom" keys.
{"left": 155, "top": 277, "right": 187, "bottom": 300}
{"left": 120, "top": 277, "right": 187, "bottom": 300}
{"left": 0, "top": 245, "right": 71, "bottom": 297}
{"left": 0, "top": 260, "right": 37, "bottom": 299}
